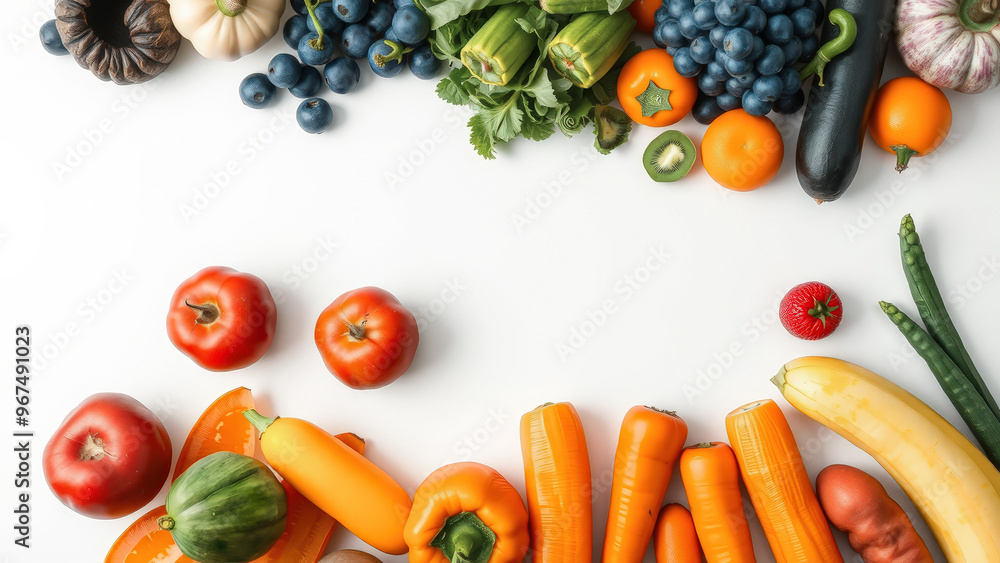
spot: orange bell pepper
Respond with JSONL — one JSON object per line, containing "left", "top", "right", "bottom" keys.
{"left": 405, "top": 462, "right": 530, "bottom": 563}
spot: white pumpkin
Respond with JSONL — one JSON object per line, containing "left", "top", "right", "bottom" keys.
{"left": 169, "top": 0, "right": 286, "bottom": 61}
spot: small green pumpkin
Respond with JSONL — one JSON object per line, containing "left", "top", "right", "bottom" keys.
{"left": 159, "top": 451, "right": 287, "bottom": 563}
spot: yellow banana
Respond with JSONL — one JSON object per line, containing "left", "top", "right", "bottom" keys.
{"left": 772, "top": 356, "right": 1000, "bottom": 563}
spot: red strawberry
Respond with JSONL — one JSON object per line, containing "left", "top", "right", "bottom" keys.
{"left": 779, "top": 281, "right": 844, "bottom": 340}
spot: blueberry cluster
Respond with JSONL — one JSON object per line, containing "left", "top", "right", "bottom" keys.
{"left": 653, "top": 0, "right": 824, "bottom": 123}
{"left": 240, "top": 0, "right": 440, "bottom": 133}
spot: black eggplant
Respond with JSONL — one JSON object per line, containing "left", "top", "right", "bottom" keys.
{"left": 796, "top": 0, "right": 895, "bottom": 203}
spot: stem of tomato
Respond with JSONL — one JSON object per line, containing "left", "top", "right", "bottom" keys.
{"left": 184, "top": 301, "right": 220, "bottom": 324}
{"left": 798, "top": 9, "right": 857, "bottom": 87}
{"left": 78, "top": 434, "right": 108, "bottom": 460}
{"left": 347, "top": 319, "right": 367, "bottom": 340}
{"left": 891, "top": 144, "right": 918, "bottom": 173}
{"left": 305, "top": 0, "right": 327, "bottom": 50}
{"left": 960, "top": 0, "right": 1000, "bottom": 29}
{"left": 157, "top": 516, "right": 176, "bottom": 531}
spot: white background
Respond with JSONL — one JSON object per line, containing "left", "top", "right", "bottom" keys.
{"left": 3, "top": 1, "right": 1000, "bottom": 561}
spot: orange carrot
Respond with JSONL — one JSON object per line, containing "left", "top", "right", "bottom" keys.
{"left": 520, "top": 402, "right": 593, "bottom": 563}
{"left": 679, "top": 442, "right": 756, "bottom": 563}
{"left": 244, "top": 409, "right": 412, "bottom": 555}
{"left": 602, "top": 406, "right": 688, "bottom": 563}
{"left": 652, "top": 504, "right": 702, "bottom": 563}
{"left": 173, "top": 387, "right": 256, "bottom": 481}
{"left": 725, "top": 400, "right": 843, "bottom": 563}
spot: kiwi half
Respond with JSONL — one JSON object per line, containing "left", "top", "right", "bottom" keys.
{"left": 642, "top": 130, "right": 696, "bottom": 182}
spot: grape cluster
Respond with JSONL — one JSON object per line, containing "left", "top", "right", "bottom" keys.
{"left": 652, "top": 0, "right": 824, "bottom": 123}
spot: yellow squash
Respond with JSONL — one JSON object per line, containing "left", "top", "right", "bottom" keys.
{"left": 773, "top": 356, "right": 1000, "bottom": 562}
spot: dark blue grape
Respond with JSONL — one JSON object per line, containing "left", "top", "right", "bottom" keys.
{"left": 726, "top": 76, "right": 749, "bottom": 97}
{"left": 655, "top": 6, "right": 670, "bottom": 23}
{"left": 342, "top": 24, "right": 376, "bottom": 59}
{"left": 667, "top": 45, "right": 680, "bottom": 56}
{"left": 782, "top": 36, "right": 802, "bottom": 63}
{"left": 714, "top": 0, "right": 746, "bottom": 26}
{"left": 787, "top": 0, "right": 806, "bottom": 8}
{"left": 296, "top": 98, "right": 333, "bottom": 133}
{"left": 800, "top": 34, "right": 819, "bottom": 62}
{"left": 755, "top": 44, "right": 784, "bottom": 75}
{"left": 690, "top": 36, "right": 716, "bottom": 64}
{"left": 391, "top": 5, "right": 429, "bottom": 44}
{"left": 693, "top": 1, "right": 719, "bottom": 29}
{"left": 267, "top": 53, "right": 302, "bottom": 87}
{"left": 699, "top": 72, "right": 726, "bottom": 96}
{"left": 364, "top": 1, "right": 396, "bottom": 35}
{"left": 764, "top": 14, "right": 793, "bottom": 44}
{"left": 734, "top": 69, "right": 758, "bottom": 88}
{"left": 773, "top": 88, "right": 804, "bottom": 113}
{"left": 790, "top": 7, "right": 816, "bottom": 37}
{"left": 291, "top": 0, "right": 308, "bottom": 15}
{"left": 283, "top": 15, "right": 310, "bottom": 49}
{"left": 298, "top": 32, "right": 336, "bottom": 65}
{"left": 333, "top": 0, "right": 369, "bottom": 23}
{"left": 778, "top": 66, "right": 800, "bottom": 95}
{"left": 653, "top": 23, "right": 669, "bottom": 48}
{"left": 741, "top": 89, "right": 772, "bottom": 115}
{"left": 709, "top": 25, "right": 731, "bottom": 49}
{"left": 715, "top": 47, "right": 729, "bottom": 66}
{"left": 668, "top": 0, "right": 694, "bottom": 19}
{"left": 758, "top": 0, "right": 786, "bottom": 13}
{"left": 753, "top": 74, "right": 783, "bottom": 101}
{"left": 239, "top": 73, "right": 277, "bottom": 108}
{"left": 679, "top": 12, "right": 703, "bottom": 39}
{"left": 672, "top": 47, "right": 703, "bottom": 77}
{"left": 289, "top": 65, "right": 322, "bottom": 97}
{"left": 749, "top": 36, "right": 764, "bottom": 60}
{"left": 307, "top": 3, "right": 346, "bottom": 35}
{"left": 740, "top": 5, "right": 766, "bottom": 33}
{"left": 722, "top": 27, "right": 754, "bottom": 60}
{"left": 725, "top": 56, "right": 753, "bottom": 76}
{"left": 660, "top": 18, "right": 686, "bottom": 47}
{"left": 716, "top": 91, "right": 741, "bottom": 110}
{"left": 409, "top": 44, "right": 441, "bottom": 79}
{"left": 324, "top": 57, "right": 360, "bottom": 93}
{"left": 40, "top": 20, "right": 68, "bottom": 55}
{"left": 693, "top": 93, "right": 726, "bottom": 124}
{"left": 706, "top": 60, "right": 728, "bottom": 81}
{"left": 805, "top": 0, "right": 824, "bottom": 21}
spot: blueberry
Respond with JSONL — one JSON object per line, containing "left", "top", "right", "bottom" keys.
{"left": 741, "top": 89, "right": 772, "bottom": 115}
{"left": 298, "top": 32, "right": 336, "bottom": 65}
{"left": 655, "top": 6, "right": 670, "bottom": 23}
{"left": 773, "top": 88, "right": 804, "bottom": 114}
{"left": 725, "top": 76, "right": 749, "bottom": 97}
{"left": 790, "top": 7, "right": 816, "bottom": 37}
{"left": 689, "top": 36, "right": 715, "bottom": 64}
{"left": 283, "top": 15, "right": 310, "bottom": 49}
{"left": 734, "top": 69, "right": 758, "bottom": 89}
{"left": 239, "top": 73, "right": 277, "bottom": 109}
{"left": 758, "top": 0, "right": 786, "bottom": 13}
{"left": 753, "top": 74, "right": 783, "bottom": 101}
{"left": 667, "top": 0, "right": 694, "bottom": 18}
{"left": 778, "top": 66, "right": 800, "bottom": 95}
{"left": 764, "top": 14, "right": 793, "bottom": 44}
{"left": 391, "top": 5, "right": 430, "bottom": 44}
{"left": 324, "top": 56, "right": 360, "bottom": 93}
{"left": 706, "top": 60, "right": 728, "bottom": 82}
{"left": 740, "top": 5, "right": 766, "bottom": 33}
{"left": 297, "top": 98, "right": 333, "bottom": 133}
{"left": 749, "top": 35, "right": 764, "bottom": 60}
{"left": 393, "top": 0, "right": 415, "bottom": 9}
{"left": 40, "top": 19, "right": 68, "bottom": 55}
{"left": 714, "top": 0, "right": 746, "bottom": 26}
{"left": 782, "top": 36, "right": 802, "bottom": 64}
{"left": 291, "top": 0, "right": 308, "bottom": 15}
{"left": 678, "top": 11, "right": 702, "bottom": 40}
{"left": 692, "top": 1, "right": 718, "bottom": 29}
{"left": 692, "top": 93, "right": 726, "bottom": 124}
{"left": 724, "top": 54, "right": 753, "bottom": 76}
{"left": 699, "top": 72, "right": 726, "bottom": 96}
{"left": 659, "top": 19, "right": 686, "bottom": 47}
{"left": 341, "top": 23, "right": 376, "bottom": 59}
{"left": 672, "top": 47, "right": 702, "bottom": 77}
{"left": 805, "top": 0, "right": 824, "bottom": 21}
{"left": 722, "top": 27, "right": 753, "bottom": 60}
{"left": 267, "top": 53, "right": 302, "bottom": 87}
{"left": 755, "top": 44, "right": 784, "bottom": 75}
{"left": 716, "top": 91, "right": 741, "bottom": 111}
{"left": 333, "top": 0, "right": 369, "bottom": 23}
{"left": 800, "top": 34, "right": 819, "bottom": 62}
{"left": 289, "top": 65, "right": 322, "bottom": 97}
{"left": 364, "top": 1, "right": 396, "bottom": 34}
{"left": 409, "top": 43, "right": 441, "bottom": 79}
{"left": 709, "top": 25, "right": 731, "bottom": 49}
{"left": 368, "top": 39, "right": 405, "bottom": 77}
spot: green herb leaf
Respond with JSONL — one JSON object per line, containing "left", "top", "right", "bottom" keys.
{"left": 418, "top": 0, "right": 527, "bottom": 30}
{"left": 468, "top": 113, "right": 497, "bottom": 159}
{"left": 437, "top": 68, "right": 472, "bottom": 106}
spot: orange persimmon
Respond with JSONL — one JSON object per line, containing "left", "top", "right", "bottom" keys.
{"left": 628, "top": 0, "right": 662, "bottom": 34}
{"left": 869, "top": 77, "right": 952, "bottom": 173}
{"left": 701, "top": 109, "right": 784, "bottom": 191}
{"left": 617, "top": 49, "right": 698, "bottom": 127}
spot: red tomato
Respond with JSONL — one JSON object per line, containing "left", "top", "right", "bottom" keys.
{"left": 628, "top": 0, "right": 661, "bottom": 34}
{"left": 43, "top": 393, "right": 172, "bottom": 519}
{"left": 314, "top": 286, "right": 419, "bottom": 389}
{"left": 166, "top": 266, "right": 277, "bottom": 371}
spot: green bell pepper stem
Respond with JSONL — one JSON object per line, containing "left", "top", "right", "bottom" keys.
{"left": 429, "top": 512, "right": 496, "bottom": 563}
{"left": 373, "top": 40, "right": 415, "bottom": 68}
{"left": 798, "top": 8, "right": 857, "bottom": 87}
{"left": 243, "top": 409, "right": 277, "bottom": 435}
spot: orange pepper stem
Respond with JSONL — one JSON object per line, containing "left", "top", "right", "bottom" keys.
{"left": 430, "top": 511, "right": 496, "bottom": 563}
{"left": 243, "top": 408, "right": 277, "bottom": 434}
{"left": 891, "top": 144, "right": 918, "bottom": 173}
